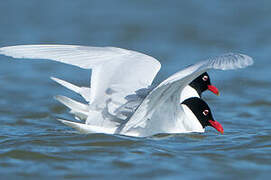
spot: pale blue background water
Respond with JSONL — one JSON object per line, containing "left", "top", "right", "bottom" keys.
{"left": 0, "top": 1, "right": 271, "bottom": 179}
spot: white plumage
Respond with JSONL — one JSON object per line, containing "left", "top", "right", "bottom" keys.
{"left": 0, "top": 45, "right": 253, "bottom": 137}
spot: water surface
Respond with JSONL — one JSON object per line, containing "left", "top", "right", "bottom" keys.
{"left": 0, "top": 1, "right": 271, "bottom": 179}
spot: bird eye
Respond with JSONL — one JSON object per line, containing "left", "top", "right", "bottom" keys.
{"left": 202, "top": 75, "right": 208, "bottom": 81}
{"left": 203, "top": 110, "right": 209, "bottom": 116}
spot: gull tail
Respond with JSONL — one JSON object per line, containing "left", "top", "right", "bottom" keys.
{"left": 54, "top": 95, "right": 89, "bottom": 120}
{"left": 57, "top": 118, "right": 117, "bottom": 134}
{"left": 51, "top": 77, "right": 91, "bottom": 102}
{"left": 51, "top": 77, "right": 81, "bottom": 93}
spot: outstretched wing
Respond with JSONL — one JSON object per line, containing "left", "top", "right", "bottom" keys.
{"left": 120, "top": 53, "right": 253, "bottom": 135}
{"left": 0, "top": 45, "right": 161, "bottom": 120}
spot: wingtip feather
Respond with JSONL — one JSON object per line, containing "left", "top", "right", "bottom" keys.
{"left": 208, "top": 52, "right": 254, "bottom": 70}
{"left": 240, "top": 53, "right": 254, "bottom": 66}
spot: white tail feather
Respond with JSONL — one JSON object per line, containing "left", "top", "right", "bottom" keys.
{"left": 51, "top": 77, "right": 91, "bottom": 102}
{"left": 57, "top": 119, "right": 116, "bottom": 134}
{"left": 51, "top": 77, "right": 81, "bottom": 93}
{"left": 70, "top": 110, "right": 88, "bottom": 121}
{"left": 54, "top": 95, "right": 89, "bottom": 117}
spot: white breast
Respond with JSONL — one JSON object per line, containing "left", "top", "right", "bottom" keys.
{"left": 180, "top": 85, "right": 199, "bottom": 102}
{"left": 179, "top": 104, "right": 205, "bottom": 133}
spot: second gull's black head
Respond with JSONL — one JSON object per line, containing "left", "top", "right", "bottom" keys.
{"left": 182, "top": 97, "right": 224, "bottom": 134}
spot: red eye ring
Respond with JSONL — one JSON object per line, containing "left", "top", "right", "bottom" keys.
{"left": 202, "top": 75, "right": 208, "bottom": 81}
{"left": 203, "top": 110, "right": 209, "bottom": 116}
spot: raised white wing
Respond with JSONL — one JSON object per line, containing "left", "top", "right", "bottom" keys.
{"left": 120, "top": 53, "right": 253, "bottom": 135}
{"left": 0, "top": 45, "right": 161, "bottom": 119}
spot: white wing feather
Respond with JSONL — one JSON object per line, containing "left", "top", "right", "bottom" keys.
{"left": 0, "top": 45, "right": 161, "bottom": 126}
{"left": 0, "top": 45, "right": 133, "bottom": 68}
{"left": 120, "top": 53, "right": 253, "bottom": 135}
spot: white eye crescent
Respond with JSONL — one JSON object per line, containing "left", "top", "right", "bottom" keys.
{"left": 203, "top": 110, "right": 209, "bottom": 116}
{"left": 202, "top": 75, "right": 208, "bottom": 81}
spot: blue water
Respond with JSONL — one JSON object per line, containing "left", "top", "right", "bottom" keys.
{"left": 0, "top": 1, "right": 271, "bottom": 179}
